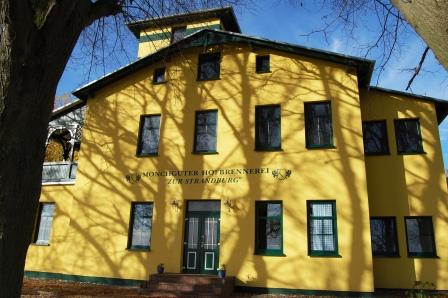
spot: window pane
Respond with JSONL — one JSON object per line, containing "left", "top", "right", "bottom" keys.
{"left": 194, "top": 111, "right": 217, "bottom": 152}
{"left": 363, "top": 121, "right": 389, "bottom": 154}
{"left": 370, "top": 218, "right": 398, "bottom": 256}
{"left": 256, "top": 56, "right": 270, "bottom": 73}
{"left": 187, "top": 201, "right": 220, "bottom": 212}
{"left": 305, "top": 102, "right": 333, "bottom": 147}
{"left": 198, "top": 54, "right": 220, "bottom": 80}
{"left": 138, "top": 115, "right": 160, "bottom": 155}
{"left": 153, "top": 68, "right": 165, "bottom": 83}
{"left": 395, "top": 119, "right": 423, "bottom": 153}
{"left": 255, "top": 105, "right": 281, "bottom": 149}
{"left": 130, "top": 203, "right": 153, "bottom": 249}
{"left": 308, "top": 201, "right": 337, "bottom": 255}
{"left": 35, "top": 203, "right": 55, "bottom": 244}
{"left": 171, "top": 27, "right": 187, "bottom": 43}
{"left": 405, "top": 217, "right": 435, "bottom": 256}
{"left": 256, "top": 202, "right": 282, "bottom": 254}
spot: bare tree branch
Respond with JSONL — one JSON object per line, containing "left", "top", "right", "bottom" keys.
{"left": 406, "top": 46, "right": 430, "bottom": 90}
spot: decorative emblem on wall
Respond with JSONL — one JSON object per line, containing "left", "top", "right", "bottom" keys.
{"left": 125, "top": 173, "right": 141, "bottom": 184}
{"left": 272, "top": 169, "right": 292, "bottom": 180}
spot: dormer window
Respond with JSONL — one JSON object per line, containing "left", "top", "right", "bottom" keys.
{"left": 171, "top": 26, "right": 187, "bottom": 43}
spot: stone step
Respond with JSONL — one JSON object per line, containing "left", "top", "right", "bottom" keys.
{"left": 144, "top": 273, "right": 235, "bottom": 298}
{"left": 150, "top": 273, "right": 233, "bottom": 286}
{"left": 148, "top": 281, "right": 224, "bottom": 294}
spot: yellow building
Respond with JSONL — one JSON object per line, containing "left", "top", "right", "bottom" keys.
{"left": 25, "top": 7, "right": 448, "bottom": 295}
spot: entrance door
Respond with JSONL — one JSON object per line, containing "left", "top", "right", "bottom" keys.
{"left": 182, "top": 201, "right": 220, "bottom": 274}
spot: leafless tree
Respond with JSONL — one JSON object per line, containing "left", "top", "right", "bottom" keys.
{"left": 299, "top": 0, "right": 444, "bottom": 89}
{"left": 0, "top": 1, "right": 244, "bottom": 297}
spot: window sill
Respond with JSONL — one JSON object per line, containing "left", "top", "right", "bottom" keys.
{"left": 306, "top": 145, "right": 336, "bottom": 150}
{"left": 254, "top": 148, "right": 283, "bottom": 152}
{"left": 127, "top": 247, "right": 151, "bottom": 252}
{"left": 365, "top": 152, "right": 391, "bottom": 156}
{"left": 31, "top": 243, "right": 50, "bottom": 247}
{"left": 308, "top": 253, "right": 341, "bottom": 258}
{"left": 397, "top": 151, "right": 426, "bottom": 155}
{"left": 373, "top": 254, "right": 400, "bottom": 258}
{"left": 136, "top": 153, "right": 159, "bottom": 157}
{"left": 254, "top": 251, "right": 285, "bottom": 257}
{"left": 408, "top": 254, "right": 439, "bottom": 259}
{"left": 152, "top": 81, "right": 167, "bottom": 85}
{"left": 192, "top": 151, "right": 219, "bottom": 155}
{"left": 256, "top": 70, "right": 272, "bottom": 74}
{"left": 197, "top": 77, "right": 221, "bottom": 82}
{"left": 42, "top": 181, "right": 76, "bottom": 186}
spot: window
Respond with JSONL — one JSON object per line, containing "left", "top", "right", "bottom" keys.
{"left": 128, "top": 203, "right": 153, "bottom": 250}
{"left": 362, "top": 120, "right": 389, "bottom": 155}
{"left": 255, "top": 105, "right": 281, "bottom": 150}
{"left": 307, "top": 201, "right": 338, "bottom": 256}
{"left": 171, "top": 26, "right": 187, "bottom": 43}
{"left": 394, "top": 119, "right": 424, "bottom": 154}
{"left": 197, "top": 53, "right": 220, "bottom": 80}
{"left": 153, "top": 67, "right": 166, "bottom": 84}
{"left": 305, "top": 102, "right": 333, "bottom": 148}
{"left": 370, "top": 217, "right": 399, "bottom": 257}
{"left": 137, "top": 115, "right": 161, "bottom": 156}
{"left": 405, "top": 217, "right": 436, "bottom": 257}
{"left": 256, "top": 55, "right": 270, "bottom": 73}
{"left": 194, "top": 110, "right": 217, "bottom": 153}
{"left": 34, "top": 203, "right": 55, "bottom": 245}
{"left": 255, "top": 201, "right": 283, "bottom": 255}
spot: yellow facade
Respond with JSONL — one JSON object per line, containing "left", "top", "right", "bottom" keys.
{"left": 25, "top": 8, "right": 448, "bottom": 294}
{"left": 361, "top": 89, "right": 448, "bottom": 289}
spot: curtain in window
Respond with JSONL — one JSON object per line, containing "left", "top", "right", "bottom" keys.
{"left": 140, "top": 115, "right": 160, "bottom": 155}
{"left": 256, "top": 106, "right": 281, "bottom": 149}
{"left": 131, "top": 204, "right": 153, "bottom": 248}
{"left": 256, "top": 202, "right": 282, "bottom": 251}
{"left": 305, "top": 103, "right": 332, "bottom": 147}
{"left": 36, "top": 204, "right": 55, "bottom": 244}
{"left": 195, "top": 111, "right": 217, "bottom": 152}
{"left": 309, "top": 203, "right": 336, "bottom": 252}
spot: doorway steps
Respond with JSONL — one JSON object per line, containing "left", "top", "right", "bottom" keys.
{"left": 141, "top": 273, "right": 235, "bottom": 297}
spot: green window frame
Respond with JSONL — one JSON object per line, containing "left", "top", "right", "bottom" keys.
{"left": 394, "top": 118, "right": 424, "bottom": 154}
{"left": 405, "top": 216, "right": 437, "bottom": 258}
{"left": 136, "top": 114, "right": 161, "bottom": 157}
{"left": 256, "top": 55, "right": 270, "bottom": 73}
{"left": 33, "top": 203, "right": 56, "bottom": 245}
{"left": 153, "top": 67, "right": 166, "bottom": 84}
{"left": 255, "top": 105, "right": 281, "bottom": 151}
{"left": 307, "top": 201, "right": 338, "bottom": 256}
{"left": 362, "top": 120, "right": 390, "bottom": 155}
{"left": 304, "top": 101, "right": 334, "bottom": 149}
{"left": 370, "top": 217, "right": 399, "bottom": 257}
{"left": 128, "top": 202, "right": 153, "bottom": 251}
{"left": 197, "top": 53, "right": 220, "bottom": 81}
{"left": 255, "top": 201, "right": 283, "bottom": 256}
{"left": 193, "top": 110, "right": 218, "bottom": 154}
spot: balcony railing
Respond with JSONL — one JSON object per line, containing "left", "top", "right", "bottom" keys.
{"left": 42, "top": 162, "right": 77, "bottom": 184}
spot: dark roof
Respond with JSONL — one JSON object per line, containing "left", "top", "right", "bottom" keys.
{"left": 127, "top": 7, "right": 241, "bottom": 38}
{"left": 73, "top": 29, "right": 375, "bottom": 100}
{"left": 369, "top": 86, "right": 448, "bottom": 124}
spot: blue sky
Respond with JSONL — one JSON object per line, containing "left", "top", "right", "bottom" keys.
{"left": 56, "top": 1, "right": 448, "bottom": 169}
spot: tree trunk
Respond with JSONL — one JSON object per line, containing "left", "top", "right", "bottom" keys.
{"left": 0, "top": 1, "right": 119, "bottom": 297}
{"left": 392, "top": 0, "right": 448, "bottom": 71}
